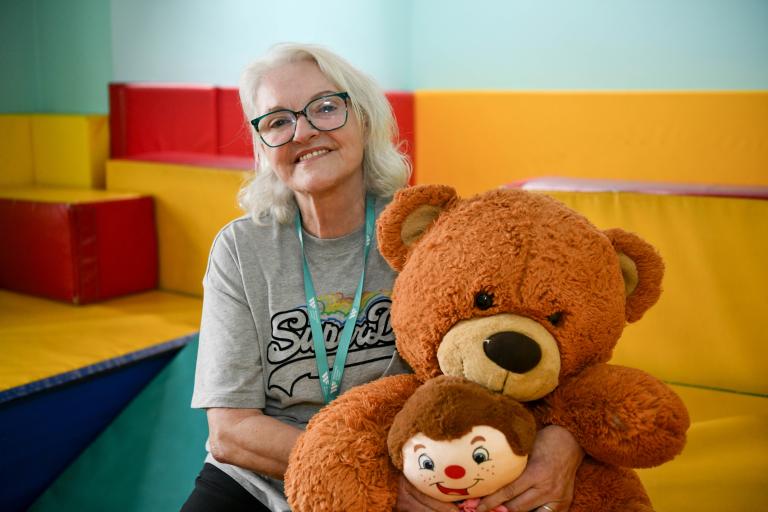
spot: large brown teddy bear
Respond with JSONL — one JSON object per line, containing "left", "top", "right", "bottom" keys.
{"left": 285, "top": 185, "right": 689, "bottom": 511}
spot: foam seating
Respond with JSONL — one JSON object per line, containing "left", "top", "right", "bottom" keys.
{"left": 0, "top": 289, "right": 202, "bottom": 511}
{"left": 415, "top": 91, "right": 768, "bottom": 197}
{"left": 0, "top": 187, "right": 157, "bottom": 304}
{"left": 106, "top": 160, "right": 246, "bottom": 297}
{"left": 0, "top": 114, "right": 109, "bottom": 188}
{"left": 512, "top": 178, "right": 768, "bottom": 511}
{"left": 108, "top": 83, "right": 416, "bottom": 174}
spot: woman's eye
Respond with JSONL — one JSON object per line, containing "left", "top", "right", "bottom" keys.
{"left": 312, "top": 101, "right": 338, "bottom": 116}
{"left": 418, "top": 454, "right": 435, "bottom": 471}
{"left": 268, "top": 116, "right": 293, "bottom": 129}
{"left": 472, "top": 447, "right": 490, "bottom": 464}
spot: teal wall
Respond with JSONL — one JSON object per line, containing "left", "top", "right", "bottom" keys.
{"left": 410, "top": 0, "right": 768, "bottom": 89}
{"left": 0, "top": 0, "right": 112, "bottom": 114}
{"left": 110, "top": 0, "right": 412, "bottom": 89}
{"left": 1, "top": 0, "right": 766, "bottom": 113}
{"left": 0, "top": 0, "right": 40, "bottom": 112}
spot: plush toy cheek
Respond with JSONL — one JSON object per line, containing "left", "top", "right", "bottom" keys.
{"left": 437, "top": 314, "right": 561, "bottom": 401}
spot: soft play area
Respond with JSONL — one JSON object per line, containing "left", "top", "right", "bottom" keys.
{"left": 1, "top": 1, "right": 767, "bottom": 511}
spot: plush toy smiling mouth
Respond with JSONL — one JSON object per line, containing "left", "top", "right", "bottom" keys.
{"left": 435, "top": 479, "right": 481, "bottom": 496}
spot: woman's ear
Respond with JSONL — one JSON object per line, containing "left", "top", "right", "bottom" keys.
{"left": 377, "top": 184, "right": 458, "bottom": 271}
{"left": 604, "top": 228, "right": 665, "bottom": 323}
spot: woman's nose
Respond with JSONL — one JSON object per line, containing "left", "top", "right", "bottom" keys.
{"left": 292, "top": 114, "right": 318, "bottom": 143}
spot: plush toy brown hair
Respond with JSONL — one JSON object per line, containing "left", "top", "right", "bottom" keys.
{"left": 285, "top": 185, "right": 690, "bottom": 512}
{"left": 387, "top": 375, "right": 536, "bottom": 470}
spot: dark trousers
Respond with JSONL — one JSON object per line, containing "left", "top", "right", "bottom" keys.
{"left": 181, "top": 463, "right": 272, "bottom": 512}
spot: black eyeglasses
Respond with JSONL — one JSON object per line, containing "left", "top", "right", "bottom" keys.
{"left": 250, "top": 92, "right": 350, "bottom": 148}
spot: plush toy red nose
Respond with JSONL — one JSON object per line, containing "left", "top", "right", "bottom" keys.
{"left": 445, "top": 465, "right": 466, "bottom": 479}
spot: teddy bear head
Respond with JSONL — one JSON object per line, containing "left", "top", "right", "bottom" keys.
{"left": 377, "top": 185, "right": 663, "bottom": 401}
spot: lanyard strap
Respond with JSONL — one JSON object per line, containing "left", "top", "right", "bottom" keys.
{"left": 295, "top": 194, "right": 375, "bottom": 404}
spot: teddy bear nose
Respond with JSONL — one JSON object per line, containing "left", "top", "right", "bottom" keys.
{"left": 484, "top": 331, "right": 542, "bottom": 373}
{"left": 445, "top": 465, "right": 466, "bottom": 479}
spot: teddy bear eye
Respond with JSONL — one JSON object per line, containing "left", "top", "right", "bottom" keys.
{"left": 474, "top": 292, "right": 494, "bottom": 310}
{"left": 472, "top": 446, "right": 490, "bottom": 464}
{"left": 418, "top": 454, "right": 435, "bottom": 471}
{"left": 547, "top": 311, "right": 564, "bottom": 326}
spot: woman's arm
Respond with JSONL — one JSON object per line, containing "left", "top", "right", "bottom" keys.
{"left": 207, "top": 407, "right": 302, "bottom": 479}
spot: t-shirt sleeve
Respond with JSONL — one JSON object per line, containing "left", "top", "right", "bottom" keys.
{"left": 191, "top": 228, "right": 266, "bottom": 409}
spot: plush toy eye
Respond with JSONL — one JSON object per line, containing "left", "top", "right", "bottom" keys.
{"left": 547, "top": 311, "right": 564, "bottom": 326}
{"left": 418, "top": 454, "right": 435, "bottom": 471}
{"left": 472, "top": 447, "right": 490, "bottom": 464}
{"left": 474, "top": 292, "right": 494, "bottom": 310}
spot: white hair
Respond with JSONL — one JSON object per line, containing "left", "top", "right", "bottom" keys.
{"left": 238, "top": 42, "right": 411, "bottom": 224}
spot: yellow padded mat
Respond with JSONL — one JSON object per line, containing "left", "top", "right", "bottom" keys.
{"left": 107, "top": 160, "right": 247, "bottom": 296}
{"left": 0, "top": 115, "right": 34, "bottom": 187}
{"left": 640, "top": 385, "right": 768, "bottom": 511}
{"left": 0, "top": 187, "right": 143, "bottom": 203}
{"left": 415, "top": 92, "right": 768, "bottom": 197}
{"left": 0, "top": 290, "right": 201, "bottom": 393}
{"left": 31, "top": 115, "right": 109, "bottom": 189}
{"left": 533, "top": 191, "right": 768, "bottom": 396}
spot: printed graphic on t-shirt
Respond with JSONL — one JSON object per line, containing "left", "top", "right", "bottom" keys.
{"left": 267, "top": 291, "right": 395, "bottom": 397}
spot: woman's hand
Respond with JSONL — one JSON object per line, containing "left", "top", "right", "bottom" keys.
{"left": 476, "top": 425, "right": 583, "bottom": 512}
{"left": 395, "top": 474, "right": 459, "bottom": 512}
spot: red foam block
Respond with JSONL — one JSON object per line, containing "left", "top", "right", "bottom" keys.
{"left": 385, "top": 91, "right": 416, "bottom": 181}
{"left": 110, "top": 83, "right": 218, "bottom": 158}
{"left": 0, "top": 196, "right": 158, "bottom": 304}
{"left": 109, "top": 83, "right": 415, "bottom": 179}
{"left": 217, "top": 87, "right": 254, "bottom": 158}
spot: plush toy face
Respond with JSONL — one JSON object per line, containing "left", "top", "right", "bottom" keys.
{"left": 402, "top": 425, "right": 527, "bottom": 502}
{"left": 377, "top": 186, "right": 663, "bottom": 402}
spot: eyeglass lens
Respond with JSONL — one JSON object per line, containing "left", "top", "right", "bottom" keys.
{"left": 257, "top": 94, "right": 348, "bottom": 147}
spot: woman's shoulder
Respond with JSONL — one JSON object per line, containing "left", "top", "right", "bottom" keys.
{"left": 210, "top": 213, "right": 287, "bottom": 253}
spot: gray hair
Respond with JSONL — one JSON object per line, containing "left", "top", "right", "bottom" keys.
{"left": 238, "top": 42, "right": 411, "bottom": 223}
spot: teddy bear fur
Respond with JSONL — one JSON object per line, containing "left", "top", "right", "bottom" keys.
{"left": 285, "top": 185, "right": 689, "bottom": 512}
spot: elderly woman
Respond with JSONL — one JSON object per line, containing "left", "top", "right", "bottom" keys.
{"left": 183, "top": 43, "right": 582, "bottom": 512}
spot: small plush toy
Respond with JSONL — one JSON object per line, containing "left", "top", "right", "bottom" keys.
{"left": 286, "top": 185, "right": 690, "bottom": 512}
{"left": 388, "top": 375, "right": 536, "bottom": 512}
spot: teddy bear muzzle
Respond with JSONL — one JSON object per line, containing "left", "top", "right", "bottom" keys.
{"left": 436, "top": 314, "right": 561, "bottom": 402}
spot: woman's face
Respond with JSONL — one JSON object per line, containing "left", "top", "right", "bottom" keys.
{"left": 254, "top": 60, "right": 365, "bottom": 197}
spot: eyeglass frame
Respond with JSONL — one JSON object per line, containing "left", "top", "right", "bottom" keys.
{"left": 249, "top": 92, "right": 351, "bottom": 148}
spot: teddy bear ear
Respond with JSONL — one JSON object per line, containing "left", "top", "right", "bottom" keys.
{"left": 377, "top": 184, "right": 458, "bottom": 271}
{"left": 604, "top": 228, "right": 665, "bottom": 323}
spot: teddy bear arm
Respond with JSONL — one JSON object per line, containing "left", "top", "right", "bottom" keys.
{"left": 541, "top": 363, "right": 690, "bottom": 468}
{"left": 285, "top": 374, "right": 422, "bottom": 512}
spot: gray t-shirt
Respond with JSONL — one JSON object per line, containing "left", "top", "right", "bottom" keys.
{"left": 191, "top": 197, "right": 408, "bottom": 511}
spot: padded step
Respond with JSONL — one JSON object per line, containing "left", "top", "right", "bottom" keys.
{"left": 0, "top": 187, "right": 157, "bottom": 304}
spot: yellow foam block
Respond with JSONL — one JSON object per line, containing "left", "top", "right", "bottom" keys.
{"left": 537, "top": 191, "right": 768, "bottom": 395}
{"left": 639, "top": 386, "right": 768, "bottom": 511}
{"left": 0, "top": 186, "right": 142, "bottom": 203}
{"left": 0, "top": 290, "right": 201, "bottom": 392}
{"left": 31, "top": 114, "right": 109, "bottom": 188}
{"left": 415, "top": 92, "right": 768, "bottom": 197}
{"left": 0, "top": 115, "right": 34, "bottom": 187}
{"left": 107, "top": 159, "right": 247, "bottom": 296}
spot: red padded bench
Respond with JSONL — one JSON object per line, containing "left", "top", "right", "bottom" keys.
{"left": 109, "top": 83, "right": 416, "bottom": 177}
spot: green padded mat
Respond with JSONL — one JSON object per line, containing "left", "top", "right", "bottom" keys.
{"left": 31, "top": 336, "right": 208, "bottom": 511}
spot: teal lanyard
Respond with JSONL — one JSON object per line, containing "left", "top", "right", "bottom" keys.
{"left": 295, "top": 194, "right": 375, "bottom": 404}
